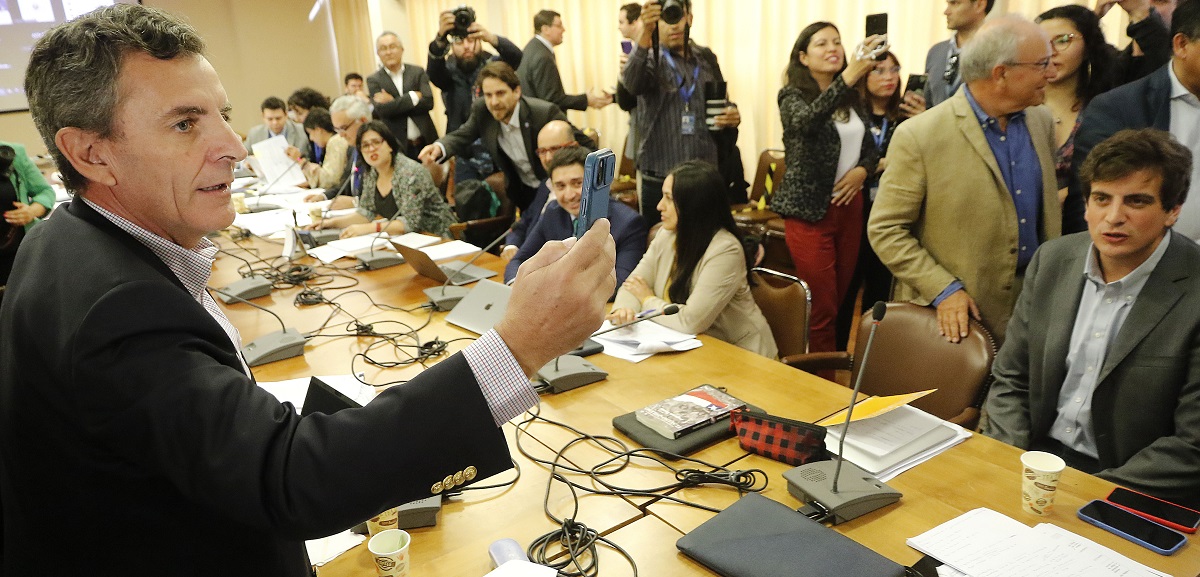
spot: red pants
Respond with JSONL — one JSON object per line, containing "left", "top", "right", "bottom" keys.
{"left": 784, "top": 195, "right": 863, "bottom": 354}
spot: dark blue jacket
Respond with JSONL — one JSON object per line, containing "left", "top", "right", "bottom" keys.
{"left": 504, "top": 198, "right": 647, "bottom": 287}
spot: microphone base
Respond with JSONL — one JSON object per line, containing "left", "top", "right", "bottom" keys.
{"left": 568, "top": 338, "right": 604, "bottom": 357}
{"left": 298, "top": 228, "right": 341, "bottom": 248}
{"left": 357, "top": 252, "right": 405, "bottom": 270}
{"left": 783, "top": 459, "right": 901, "bottom": 525}
{"left": 216, "top": 275, "right": 273, "bottom": 303}
{"left": 241, "top": 328, "right": 306, "bottom": 367}
{"left": 537, "top": 355, "right": 608, "bottom": 393}
{"left": 424, "top": 285, "right": 472, "bottom": 311}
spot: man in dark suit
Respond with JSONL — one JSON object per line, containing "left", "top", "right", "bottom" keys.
{"left": 501, "top": 120, "right": 580, "bottom": 261}
{"left": 419, "top": 61, "right": 596, "bottom": 212}
{"left": 0, "top": 5, "right": 617, "bottom": 575}
{"left": 984, "top": 129, "right": 1200, "bottom": 509}
{"left": 505, "top": 146, "right": 647, "bottom": 286}
{"left": 367, "top": 31, "right": 438, "bottom": 160}
{"left": 517, "top": 9, "right": 610, "bottom": 112}
{"left": 1068, "top": 0, "right": 1200, "bottom": 238}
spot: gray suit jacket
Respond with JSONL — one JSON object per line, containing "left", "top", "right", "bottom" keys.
{"left": 244, "top": 120, "right": 310, "bottom": 157}
{"left": 923, "top": 38, "right": 960, "bottom": 110}
{"left": 984, "top": 231, "right": 1200, "bottom": 508}
{"left": 517, "top": 37, "right": 587, "bottom": 112}
{"left": 367, "top": 64, "right": 439, "bottom": 149}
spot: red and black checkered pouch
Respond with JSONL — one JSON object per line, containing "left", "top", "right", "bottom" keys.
{"left": 729, "top": 408, "right": 831, "bottom": 466}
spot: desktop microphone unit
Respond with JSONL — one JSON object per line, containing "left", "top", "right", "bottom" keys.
{"left": 356, "top": 212, "right": 406, "bottom": 271}
{"left": 784, "top": 302, "right": 902, "bottom": 524}
{"left": 213, "top": 249, "right": 274, "bottom": 304}
{"left": 210, "top": 286, "right": 307, "bottom": 366}
{"left": 538, "top": 305, "right": 681, "bottom": 393}
{"left": 425, "top": 225, "right": 513, "bottom": 311}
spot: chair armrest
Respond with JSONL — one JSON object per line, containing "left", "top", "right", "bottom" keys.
{"left": 948, "top": 407, "right": 981, "bottom": 432}
{"left": 733, "top": 209, "right": 781, "bottom": 225}
{"left": 781, "top": 351, "right": 853, "bottom": 373}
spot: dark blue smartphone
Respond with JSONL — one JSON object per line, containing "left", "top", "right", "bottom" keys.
{"left": 1077, "top": 499, "right": 1187, "bottom": 555}
{"left": 574, "top": 148, "right": 615, "bottom": 238}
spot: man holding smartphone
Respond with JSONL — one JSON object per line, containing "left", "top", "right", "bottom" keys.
{"left": 984, "top": 129, "right": 1200, "bottom": 510}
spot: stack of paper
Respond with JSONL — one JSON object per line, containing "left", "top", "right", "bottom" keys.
{"left": 421, "top": 239, "right": 481, "bottom": 261}
{"left": 824, "top": 404, "right": 971, "bottom": 481}
{"left": 257, "top": 373, "right": 377, "bottom": 412}
{"left": 591, "top": 320, "right": 702, "bottom": 363}
{"left": 907, "top": 508, "right": 1170, "bottom": 577}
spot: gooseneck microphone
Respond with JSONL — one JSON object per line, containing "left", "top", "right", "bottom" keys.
{"left": 210, "top": 286, "right": 306, "bottom": 367}
{"left": 357, "top": 208, "right": 406, "bottom": 270}
{"left": 537, "top": 304, "right": 683, "bottom": 393}
{"left": 782, "top": 301, "right": 902, "bottom": 525}
{"left": 424, "top": 225, "right": 515, "bottom": 311}
{"left": 590, "top": 304, "right": 681, "bottom": 337}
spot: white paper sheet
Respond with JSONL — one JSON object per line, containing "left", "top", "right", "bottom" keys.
{"left": 249, "top": 135, "right": 306, "bottom": 191}
{"left": 591, "top": 320, "right": 703, "bottom": 363}
{"left": 308, "top": 233, "right": 397, "bottom": 263}
{"left": 304, "top": 530, "right": 365, "bottom": 566}
{"left": 256, "top": 373, "right": 377, "bottom": 412}
{"left": 421, "top": 239, "right": 481, "bottom": 261}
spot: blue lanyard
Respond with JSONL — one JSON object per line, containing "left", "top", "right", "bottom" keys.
{"left": 871, "top": 116, "right": 889, "bottom": 150}
{"left": 661, "top": 49, "right": 700, "bottom": 107}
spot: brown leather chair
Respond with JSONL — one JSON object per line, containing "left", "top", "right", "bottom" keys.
{"left": 732, "top": 149, "right": 784, "bottom": 225}
{"left": 785, "top": 302, "right": 996, "bottom": 430}
{"left": 750, "top": 267, "right": 810, "bottom": 362}
{"left": 447, "top": 171, "right": 514, "bottom": 249}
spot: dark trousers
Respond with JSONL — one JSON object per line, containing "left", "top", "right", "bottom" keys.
{"left": 1031, "top": 437, "right": 1102, "bottom": 475}
{"left": 837, "top": 197, "right": 893, "bottom": 350}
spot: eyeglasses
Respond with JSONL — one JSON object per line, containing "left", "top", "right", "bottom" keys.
{"left": 334, "top": 118, "right": 359, "bottom": 134}
{"left": 360, "top": 138, "right": 386, "bottom": 151}
{"left": 943, "top": 53, "right": 959, "bottom": 84}
{"left": 377, "top": 43, "right": 402, "bottom": 53}
{"left": 870, "top": 65, "right": 901, "bottom": 76}
{"left": 1006, "top": 57, "right": 1054, "bottom": 72}
{"left": 536, "top": 142, "right": 578, "bottom": 157}
{"left": 1050, "top": 33, "right": 1077, "bottom": 54}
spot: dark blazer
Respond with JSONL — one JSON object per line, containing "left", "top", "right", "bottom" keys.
{"left": 506, "top": 180, "right": 551, "bottom": 249}
{"left": 428, "top": 36, "right": 523, "bottom": 132}
{"left": 0, "top": 199, "right": 513, "bottom": 576}
{"left": 984, "top": 231, "right": 1200, "bottom": 508}
{"left": 368, "top": 64, "right": 439, "bottom": 149}
{"left": 436, "top": 96, "right": 596, "bottom": 211}
{"left": 505, "top": 198, "right": 646, "bottom": 286}
{"left": 1067, "top": 64, "right": 1172, "bottom": 233}
{"left": 517, "top": 37, "right": 587, "bottom": 112}
{"left": 771, "top": 78, "right": 879, "bottom": 223}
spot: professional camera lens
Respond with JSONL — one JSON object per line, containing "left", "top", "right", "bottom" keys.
{"left": 450, "top": 5, "right": 476, "bottom": 40}
{"left": 661, "top": 0, "right": 684, "bottom": 25}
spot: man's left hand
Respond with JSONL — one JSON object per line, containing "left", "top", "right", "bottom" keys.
{"left": 373, "top": 90, "right": 395, "bottom": 104}
{"left": 713, "top": 105, "right": 740, "bottom": 129}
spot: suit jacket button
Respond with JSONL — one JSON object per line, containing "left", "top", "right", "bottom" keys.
{"left": 464, "top": 466, "right": 477, "bottom": 480}
{"left": 431, "top": 481, "right": 443, "bottom": 494}
{"left": 454, "top": 471, "right": 465, "bottom": 485}
{"left": 443, "top": 474, "right": 454, "bottom": 489}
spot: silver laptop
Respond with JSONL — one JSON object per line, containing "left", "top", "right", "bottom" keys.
{"left": 390, "top": 241, "right": 497, "bottom": 286}
{"left": 445, "top": 280, "right": 511, "bottom": 335}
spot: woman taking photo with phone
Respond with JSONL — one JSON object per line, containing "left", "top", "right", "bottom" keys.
{"left": 771, "top": 21, "right": 882, "bottom": 355}
{"left": 311, "top": 121, "right": 455, "bottom": 239}
{"left": 609, "top": 160, "right": 776, "bottom": 358}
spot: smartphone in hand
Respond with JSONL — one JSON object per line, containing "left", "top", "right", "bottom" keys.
{"left": 865, "top": 13, "right": 887, "bottom": 38}
{"left": 905, "top": 74, "right": 928, "bottom": 95}
{"left": 575, "top": 148, "right": 616, "bottom": 238}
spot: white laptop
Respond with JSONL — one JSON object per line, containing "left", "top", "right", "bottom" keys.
{"left": 445, "top": 280, "right": 511, "bottom": 335}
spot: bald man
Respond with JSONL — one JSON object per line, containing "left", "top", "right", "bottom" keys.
{"left": 501, "top": 120, "right": 580, "bottom": 260}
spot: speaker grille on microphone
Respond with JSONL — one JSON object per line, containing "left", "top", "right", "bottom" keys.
{"left": 797, "top": 467, "right": 827, "bottom": 482}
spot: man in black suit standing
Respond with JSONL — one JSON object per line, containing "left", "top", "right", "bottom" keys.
{"left": 419, "top": 62, "right": 596, "bottom": 212}
{"left": 517, "top": 10, "right": 611, "bottom": 112}
{"left": 0, "top": 5, "right": 618, "bottom": 575}
{"left": 367, "top": 31, "right": 438, "bottom": 160}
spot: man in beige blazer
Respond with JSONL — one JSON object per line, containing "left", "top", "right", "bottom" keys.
{"left": 869, "top": 16, "right": 1061, "bottom": 344}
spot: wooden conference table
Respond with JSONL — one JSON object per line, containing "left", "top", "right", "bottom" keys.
{"left": 211, "top": 234, "right": 1200, "bottom": 577}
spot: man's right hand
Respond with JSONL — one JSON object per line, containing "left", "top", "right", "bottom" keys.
{"left": 418, "top": 144, "right": 443, "bottom": 164}
{"left": 436, "top": 11, "right": 455, "bottom": 43}
{"left": 638, "top": 1, "right": 661, "bottom": 49}
{"left": 936, "top": 289, "right": 981, "bottom": 344}
{"left": 495, "top": 219, "right": 617, "bottom": 376}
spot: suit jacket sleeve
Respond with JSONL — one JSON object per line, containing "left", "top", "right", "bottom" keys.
{"left": 621, "top": 45, "right": 656, "bottom": 96}
{"left": 438, "top": 99, "right": 488, "bottom": 158}
{"left": 612, "top": 207, "right": 648, "bottom": 287}
{"left": 371, "top": 68, "right": 435, "bottom": 119}
{"left": 1067, "top": 95, "right": 1123, "bottom": 234}
{"left": 504, "top": 207, "right": 555, "bottom": 282}
{"left": 981, "top": 244, "right": 1041, "bottom": 447}
{"left": 71, "top": 280, "right": 511, "bottom": 539}
{"left": 867, "top": 122, "right": 959, "bottom": 301}
{"left": 494, "top": 35, "right": 523, "bottom": 69}
{"left": 525, "top": 50, "right": 587, "bottom": 112}
{"left": 309, "top": 135, "right": 348, "bottom": 190}
{"left": 427, "top": 41, "right": 452, "bottom": 90}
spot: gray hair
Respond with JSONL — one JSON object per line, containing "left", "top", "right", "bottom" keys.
{"left": 959, "top": 16, "right": 1026, "bottom": 84}
{"left": 376, "top": 31, "right": 402, "bottom": 48}
{"left": 25, "top": 4, "right": 204, "bottom": 192}
{"left": 329, "top": 95, "right": 370, "bottom": 121}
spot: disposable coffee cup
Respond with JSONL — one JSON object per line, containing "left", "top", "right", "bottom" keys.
{"left": 308, "top": 206, "right": 324, "bottom": 224}
{"left": 367, "top": 506, "right": 400, "bottom": 536}
{"left": 1020, "top": 451, "right": 1066, "bottom": 516}
{"left": 368, "top": 529, "right": 411, "bottom": 577}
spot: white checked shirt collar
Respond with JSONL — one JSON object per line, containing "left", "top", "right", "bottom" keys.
{"left": 1169, "top": 61, "right": 1200, "bottom": 107}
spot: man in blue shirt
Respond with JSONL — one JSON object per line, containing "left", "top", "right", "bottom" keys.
{"left": 869, "top": 16, "right": 1061, "bottom": 344}
{"left": 985, "top": 128, "right": 1200, "bottom": 509}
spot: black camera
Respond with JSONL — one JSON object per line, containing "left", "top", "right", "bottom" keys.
{"left": 448, "top": 5, "right": 476, "bottom": 40}
{"left": 660, "top": 0, "right": 685, "bottom": 25}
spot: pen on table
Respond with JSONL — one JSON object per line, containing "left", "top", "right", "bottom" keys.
{"left": 636, "top": 308, "right": 657, "bottom": 319}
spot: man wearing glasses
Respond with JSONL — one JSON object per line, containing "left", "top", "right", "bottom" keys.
{"left": 308, "top": 95, "right": 372, "bottom": 208}
{"left": 501, "top": 120, "right": 580, "bottom": 261}
{"left": 367, "top": 32, "right": 438, "bottom": 161}
{"left": 869, "top": 16, "right": 1061, "bottom": 345}
{"left": 924, "top": 0, "right": 994, "bottom": 109}
{"left": 1069, "top": 1, "right": 1200, "bottom": 239}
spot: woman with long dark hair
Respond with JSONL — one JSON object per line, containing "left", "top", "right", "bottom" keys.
{"left": 609, "top": 160, "right": 776, "bottom": 358}
{"left": 771, "top": 22, "right": 882, "bottom": 354}
{"left": 312, "top": 120, "right": 455, "bottom": 238}
{"left": 1036, "top": 5, "right": 1117, "bottom": 197}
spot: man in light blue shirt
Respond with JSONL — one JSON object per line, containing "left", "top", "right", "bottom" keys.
{"left": 985, "top": 129, "right": 1200, "bottom": 509}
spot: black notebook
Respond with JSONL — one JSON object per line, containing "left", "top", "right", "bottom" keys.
{"left": 677, "top": 493, "right": 907, "bottom": 577}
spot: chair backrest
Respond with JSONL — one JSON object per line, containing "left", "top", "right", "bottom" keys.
{"left": 748, "top": 149, "right": 785, "bottom": 205}
{"left": 848, "top": 302, "right": 996, "bottom": 429}
{"left": 750, "top": 267, "right": 810, "bottom": 358}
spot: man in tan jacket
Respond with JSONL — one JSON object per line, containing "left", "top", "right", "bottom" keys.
{"left": 868, "top": 16, "right": 1061, "bottom": 344}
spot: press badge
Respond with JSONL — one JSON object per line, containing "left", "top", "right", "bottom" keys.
{"left": 681, "top": 113, "right": 696, "bottom": 135}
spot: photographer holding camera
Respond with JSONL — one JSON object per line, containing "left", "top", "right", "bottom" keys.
{"left": 0, "top": 141, "right": 54, "bottom": 301}
{"left": 623, "top": 0, "right": 741, "bottom": 226}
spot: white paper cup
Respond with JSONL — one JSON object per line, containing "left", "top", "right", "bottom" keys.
{"left": 1020, "top": 451, "right": 1066, "bottom": 515}
{"left": 230, "top": 192, "right": 247, "bottom": 214}
{"left": 368, "top": 529, "right": 411, "bottom": 577}
{"left": 366, "top": 506, "right": 399, "bottom": 536}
